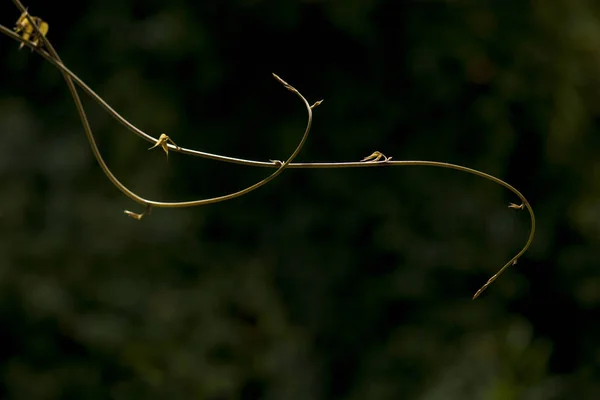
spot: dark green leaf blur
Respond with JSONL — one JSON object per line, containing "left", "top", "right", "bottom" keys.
{"left": 1, "top": 0, "right": 599, "bottom": 399}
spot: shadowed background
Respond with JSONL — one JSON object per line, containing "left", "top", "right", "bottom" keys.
{"left": 1, "top": 0, "right": 599, "bottom": 399}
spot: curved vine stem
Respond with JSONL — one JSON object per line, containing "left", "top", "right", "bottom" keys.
{"left": 2, "top": 3, "right": 316, "bottom": 218}
{"left": 0, "top": 3, "right": 535, "bottom": 298}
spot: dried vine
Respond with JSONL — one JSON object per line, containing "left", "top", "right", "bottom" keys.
{"left": 0, "top": 1, "right": 536, "bottom": 298}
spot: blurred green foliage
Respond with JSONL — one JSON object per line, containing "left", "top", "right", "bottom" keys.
{"left": 1, "top": 0, "right": 600, "bottom": 399}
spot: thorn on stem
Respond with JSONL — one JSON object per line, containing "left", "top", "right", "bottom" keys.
{"left": 509, "top": 203, "right": 525, "bottom": 210}
{"left": 124, "top": 204, "right": 152, "bottom": 220}
{"left": 149, "top": 133, "right": 179, "bottom": 160}
{"left": 361, "top": 151, "right": 392, "bottom": 163}
{"left": 310, "top": 100, "right": 324, "bottom": 109}
{"left": 124, "top": 210, "right": 144, "bottom": 220}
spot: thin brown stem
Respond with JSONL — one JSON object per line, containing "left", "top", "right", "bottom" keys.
{"left": 2, "top": 6, "right": 313, "bottom": 212}
{"left": 0, "top": 6, "right": 535, "bottom": 298}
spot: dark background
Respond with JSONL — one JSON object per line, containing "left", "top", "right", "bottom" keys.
{"left": 1, "top": 0, "right": 599, "bottom": 399}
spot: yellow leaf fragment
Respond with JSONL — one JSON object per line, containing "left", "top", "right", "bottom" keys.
{"left": 14, "top": 11, "right": 49, "bottom": 50}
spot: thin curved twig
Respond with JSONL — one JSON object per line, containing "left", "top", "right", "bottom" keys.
{"left": 2, "top": 5, "right": 315, "bottom": 218}
{"left": 0, "top": 6, "right": 534, "bottom": 298}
